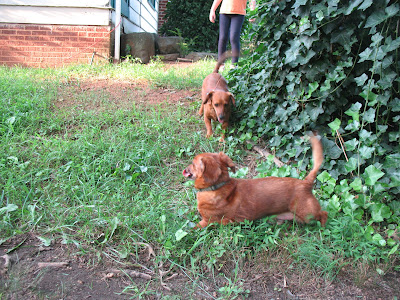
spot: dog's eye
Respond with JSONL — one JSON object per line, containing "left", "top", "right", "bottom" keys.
{"left": 224, "top": 103, "right": 228, "bottom": 107}
{"left": 214, "top": 104, "right": 219, "bottom": 107}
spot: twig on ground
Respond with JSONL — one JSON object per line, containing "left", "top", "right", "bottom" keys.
{"left": 132, "top": 242, "right": 155, "bottom": 260}
{"left": 1, "top": 254, "right": 11, "bottom": 273}
{"left": 164, "top": 273, "right": 179, "bottom": 281}
{"left": 108, "top": 268, "right": 152, "bottom": 280}
{"left": 247, "top": 141, "right": 284, "bottom": 167}
{"left": 159, "top": 261, "right": 172, "bottom": 291}
{"left": 38, "top": 262, "right": 69, "bottom": 268}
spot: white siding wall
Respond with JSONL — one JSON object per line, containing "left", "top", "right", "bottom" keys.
{"left": 0, "top": 0, "right": 111, "bottom": 25}
{"left": 0, "top": 0, "right": 159, "bottom": 33}
{"left": 0, "top": 6, "right": 110, "bottom": 25}
{"left": 117, "top": 0, "right": 158, "bottom": 33}
{"left": 0, "top": 0, "right": 109, "bottom": 7}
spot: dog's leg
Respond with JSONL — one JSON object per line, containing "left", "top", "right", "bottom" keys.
{"left": 220, "top": 121, "right": 229, "bottom": 141}
{"left": 198, "top": 103, "right": 204, "bottom": 116}
{"left": 276, "top": 212, "right": 294, "bottom": 224}
{"left": 290, "top": 196, "right": 327, "bottom": 226}
{"left": 204, "top": 116, "right": 213, "bottom": 138}
{"left": 197, "top": 219, "right": 209, "bottom": 228}
{"left": 316, "top": 211, "right": 328, "bottom": 226}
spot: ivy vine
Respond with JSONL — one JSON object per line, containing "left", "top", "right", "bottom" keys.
{"left": 227, "top": 0, "right": 400, "bottom": 223}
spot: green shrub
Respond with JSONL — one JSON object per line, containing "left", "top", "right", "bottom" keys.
{"left": 159, "top": 0, "right": 219, "bottom": 52}
{"left": 228, "top": 0, "right": 400, "bottom": 224}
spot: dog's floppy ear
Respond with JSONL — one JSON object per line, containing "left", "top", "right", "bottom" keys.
{"left": 218, "top": 152, "right": 236, "bottom": 173}
{"left": 228, "top": 92, "right": 235, "bottom": 106}
{"left": 203, "top": 91, "right": 214, "bottom": 104}
{"left": 193, "top": 157, "right": 205, "bottom": 178}
{"left": 200, "top": 155, "right": 222, "bottom": 185}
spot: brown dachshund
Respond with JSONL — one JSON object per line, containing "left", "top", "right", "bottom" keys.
{"left": 183, "top": 134, "right": 328, "bottom": 228}
{"left": 198, "top": 57, "right": 235, "bottom": 140}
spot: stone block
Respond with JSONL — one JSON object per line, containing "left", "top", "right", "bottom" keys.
{"left": 121, "top": 32, "right": 156, "bottom": 64}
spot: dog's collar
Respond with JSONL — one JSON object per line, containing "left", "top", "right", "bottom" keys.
{"left": 196, "top": 181, "right": 228, "bottom": 192}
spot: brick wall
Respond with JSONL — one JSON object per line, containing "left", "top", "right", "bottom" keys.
{"left": 158, "top": 0, "right": 169, "bottom": 32}
{"left": 0, "top": 24, "right": 113, "bottom": 68}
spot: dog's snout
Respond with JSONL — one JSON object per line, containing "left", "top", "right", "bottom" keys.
{"left": 183, "top": 168, "right": 193, "bottom": 178}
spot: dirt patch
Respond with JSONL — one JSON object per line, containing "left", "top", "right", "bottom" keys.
{"left": 1, "top": 233, "right": 399, "bottom": 299}
{"left": 55, "top": 78, "right": 199, "bottom": 114}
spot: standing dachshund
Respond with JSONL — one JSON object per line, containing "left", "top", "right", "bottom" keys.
{"left": 183, "top": 134, "right": 328, "bottom": 228}
{"left": 199, "top": 57, "right": 235, "bottom": 140}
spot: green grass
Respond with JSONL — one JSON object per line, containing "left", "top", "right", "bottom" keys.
{"left": 0, "top": 60, "right": 399, "bottom": 298}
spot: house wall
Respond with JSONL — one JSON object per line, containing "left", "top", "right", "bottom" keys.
{"left": 0, "top": 23, "right": 112, "bottom": 67}
{"left": 115, "top": 0, "right": 159, "bottom": 34}
{"left": 0, "top": 0, "right": 160, "bottom": 67}
{"left": 0, "top": 1, "right": 113, "bottom": 67}
{"left": 158, "top": 0, "right": 168, "bottom": 32}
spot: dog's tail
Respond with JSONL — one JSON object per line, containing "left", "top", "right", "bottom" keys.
{"left": 213, "top": 51, "right": 234, "bottom": 73}
{"left": 304, "top": 133, "right": 323, "bottom": 184}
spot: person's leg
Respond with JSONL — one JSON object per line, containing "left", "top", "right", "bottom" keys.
{"left": 229, "top": 14, "right": 245, "bottom": 64}
{"left": 218, "top": 14, "right": 231, "bottom": 61}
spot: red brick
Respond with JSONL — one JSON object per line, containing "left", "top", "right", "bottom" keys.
{"left": 78, "top": 37, "right": 95, "bottom": 43}
{"left": 88, "top": 32, "right": 106, "bottom": 38}
{"left": 2, "top": 30, "right": 17, "bottom": 35}
{"left": 12, "top": 35, "right": 27, "bottom": 41}
{"left": 31, "top": 30, "right": 48, "bottom": 36}
{"left": 78, "top": 31, "right": 88, "bottom": 37}
{"left": 25, "top": 35, "right": 45, "bottom": 41}
{"left": 24, "top": 25, "right": 45, "bottom": 31}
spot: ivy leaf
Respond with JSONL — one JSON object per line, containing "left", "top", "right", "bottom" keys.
{"left": 358, "top": 0, "right": 373, "bottom": 11}
{"left": 307, "top": 82, "right": 319, "bottom": 98}
{"left": 372, "top": 233, "right": 386, "bottom": 246}
{"left": 331, "top": 27, "right": 355, "bottom": 47}
{"left": 345, "top": 157, "right": 358, "bottom": 173}
{"left": 328, "top": 118, "right": 341, "bottom": 131}
{"left": 317, "top": 170, "right": 332, "bottom": 183}
{"left": 363, "top": 165, "right": 384, "bottom": 186}
{"left": 344, "top": 138, "right": 358, "bottom": 151}
{"left": 323, "top": 138, "right": 343, "bottom": 159}
{"left": 384, "top": 153, "right": 400, "bottom": 169}
{"left": 358, "top": 47, "right": 373, "bottom": 62}
{"left": 350, "top": 177, "right": 363, "bottom": 192}
{"left": 345, "top": 102, "right": 362, "bottom": 122}
{"left": 365, "top": 11, "right": 387, "bottom": 28}
{"left": 359, "top": 145, "right": 374, "bottom": 159}
{"left": 292, "top": 0, "right": 307, "bottom": 9}
{"left": 306, "top": 105, "right": 324, "bottom": 121}
{"left": 354, "top": 73, "right": 368, "bottom": 86}
{"left": 285, "top": 40, "right": 301, "bottom": 64}
{"left": 299, "top": 35, "right": 318, "bottom": 49}
{"left": 344, "top": 0, "right": 364, "bottom": 15}
{"left": 370, "top": 203, "right": 392, "bottom": 223}
{"left": 386, "top": 4, "right": 400, "bottom": 18}
{"left": 389, "top": 98, "right": 400, "bottom": 112}
{"left": 377, "top": 71, "right": 397, "bottom": 89}
{"left": 363, "top": 108, "right": 376, "bottom": 123}
{"left": 316, "top": 10, "right": 324, "bottom": 21}
{"left": 383, "top": 36, "right": 400, "bottom": 52}
{"left": 360, "top": 90, "right": 377, "bottom": 103}
{"left": 295, "top": 50, "right": 316, "bottom": 66}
